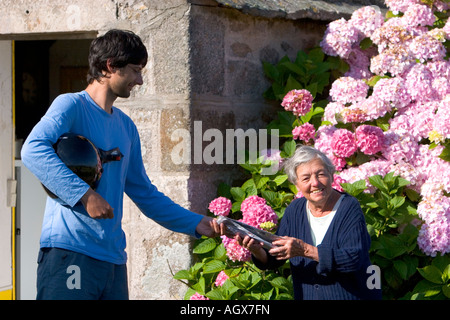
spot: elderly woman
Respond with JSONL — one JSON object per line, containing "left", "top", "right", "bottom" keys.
{"left": 236, "top": 145, "right": 381, "bottom": 300}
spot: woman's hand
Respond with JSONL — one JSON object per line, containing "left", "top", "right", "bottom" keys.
{"left": 269, "top": 237, "right": 319, "bottom": 262}
{"left": 235, "top": 234, "right": 268, "bottom": 264}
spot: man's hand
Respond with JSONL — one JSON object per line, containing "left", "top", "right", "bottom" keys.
{"left": 195, "top": 216, "right": 223, "bottom": 238}
{"left": 81, "top": 188, "right": 114, "bottom": 219}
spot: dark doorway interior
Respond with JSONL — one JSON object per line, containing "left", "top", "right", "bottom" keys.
{"left": 15, "top": 39, "right": 92, "bottom": 144}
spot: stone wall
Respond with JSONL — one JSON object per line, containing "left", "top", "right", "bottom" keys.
{"left": 188, "top": 2, "right": 327, "bottom": 214}
{"left": 0, "top": 0, "right": 327, "bottom": 299}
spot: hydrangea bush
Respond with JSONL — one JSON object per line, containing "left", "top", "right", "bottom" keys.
{"left": 174, "top": 0, "right": 450, "bottom": 300}
{"left": 318, "top": 2, "right": 450, "bottom": 257}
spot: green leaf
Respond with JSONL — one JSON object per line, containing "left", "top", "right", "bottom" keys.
{"left": 442, "top": 283, "right": 450, "bottom": 298}
{"left": 193, "top": 238, "right": 217, "bottom": 254}
{"left": 366, "top": 75, "right": 388, "bottom": 87}
{"left": 384, "top": 268, "right": 402, "bottom": 290}
{"left": 192, "top": 276, "right": 206, "bottom": 295}
{"left": 242, "top": 178, "right": 257, "bottom": 195}
{"left": 432, "top": 254, "right": 450, "bottom": 274}
{"left": 273, "top": 174, "right": 288, "bottom": 186}
{"left": 262, "top": 61, "right": 279, "bottom": 81}
{"left": 285, "top": 74, "right": 303, "bottom": 92}
{"left": 439, "top": 143, "right": 450, "bottom": 162}
{"left": 403, "top": 255, "right": 419, "bottom": 279}
{"left": 376, "top": 235, "right": 407, "bottom": 259}
{"left": 418, "top": 265, "right": 444, "bottom": 284}
{"left": 360, "top": 37, "right": 374, "bottom": 50}
{"left": 369, "top": 175, "right": 388, "bottom": 192}
{"left": 280, "top": 61, "right": 305, "bottom": 77}
{"left": 341, "top": 179, "right": 367, "bottom": 196}
{"left": 239, "top": 163, "right": 258, "bottom": 173}
{"left": 390, "top": 196, "right": 405, "bottom": 210}
{"left": 405, "top": 188, "right": 420, "bottom": 202}
{"left": 413, "top": 279, "right": 442, "bottom": 297}
{"left": 230, "top": 187, "right": 246, "bottom": 202}
{"left": 203, "top": 260, "right": 225, "bottom": 274}
{"left": 442, "top": 263, "right": 450, "bottom": 283}
{"left": 217, "top": 182, "right": 232, "bottom": 199}
{"left": 261, "top": 190, "right": 277, "bottom": 203}
{"left": 173, "top": 269, "right": 192, "bottom": 281}
{"left": 255, "top": 176, "right": 270, "bottom": 189}
{"left": 307, "top": 47, "right": 325, "bottom": 63}
{"left": 241, "top": 178, "right": 256, "bottom": 191}
{"left": 393, "top": 259, "right": 408, "bottom": 280}
{"left": 205, "top": 288, "right": 226, "bottom": 300}
{"left": 231, "top": 201, "right": 242, "bottom": 213}
{"left": 283, "top": 139, "right": 296, "bottom": 158}
{"left": 213, "top": 243, "right": 227, "bottom": 260}
{"left": 269, "top": 276, "right": 292, "bottom": 292}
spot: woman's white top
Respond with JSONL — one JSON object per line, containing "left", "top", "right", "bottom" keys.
{"left": 306, "top": 195, "right": 344, "bottom": 246}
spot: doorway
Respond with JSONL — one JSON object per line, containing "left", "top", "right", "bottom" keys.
{"left": 14, "top": 38, "right": 92, "bottom": 299}
{"left": 15, "top": 39, "right": 91, "bottom": 143}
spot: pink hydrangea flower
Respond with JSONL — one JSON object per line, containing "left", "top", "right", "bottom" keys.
{"left": 355, "top": 125, "right": 385, "bottom": 155}
{"left": 331, "top": 129, "right": 357, "bottom": 158}
{"left": 208, "top": 197, "right": 232, "bottom": 216}
{"left": 241, "top": 195, "right": 278, "bottom": 229}
{"left": 402, "top": 4, "right": 436, "bottom": 27}
{"left": 260, "top": 149, "right": 283, "bottom": 166}
{"left": 190, "top": 292, "right": 209, "bottom": 300}
{"left": 330, "top": 154, "right": 347, "bottom": 171}
{"left": 329, "top": 77, "right": 369, "bottom": 104}
{"left": 409, "top": 33, "right": 446, "bottom": 63}
{"left": 338, "top": 105, "right": 368, "bottom": 124}
{"left": 443, "top": 17, "right": 450, "bottom": 37}
{"left": 281, "top": 89, "right": 313, "bottom": 116}
{"left": 343, "top": 48, "right": 374, "bottom": 80}
{"left": 221, "top": 235, "right": 251, "bottom": 262}
{"left": 332, "top": 174, "right": 347, "bottom": 191}
{"left": 385, "top": 0, "right": 423, "bottom": 14}
{"left": 240, "top": 195, "right": 267, "bottom": 214}
{"left": 350, "top": 6, "right": 385, "bottom": 38}
{"left": 396, "top": 101, "right": 438, "bottom": 141}
{"left": 417, "top": 195, "right": 450, "bottom": 256}
{"left": 370, "top": 18, "right": 412, "bottom": 52}
{"left": 432, "top": 96, "right": 450, "bottom": 139}
{"left": 372, "top": 77, "right": 411, "bottom": 109}
{"left": 370, "top": 46, "right": 415, "bottom": 76}
{"left": 323, "top": 102, "right": 345, "bottom": 125}
{"left": 405, "top": 64, "right": 437, "bottom": 103}
{"left": 313, "top": 1, "right": 450, "bottom": 257}
{"left": 418, "top": 221, "right": 450, "bottom": 256}
{"left": 292, "top": 123, "right": 315, "bottom": 142}
{"left": 242, "top": 203, "right": 278, "bottom": 229}
{"left": 320, "top": 18, "right": 360, "bottom": 59}
{"left": 214, "top": 270, "right": 229, "bottom": 287}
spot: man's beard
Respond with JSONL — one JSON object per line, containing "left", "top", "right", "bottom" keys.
{"left": 112, "top": 85, "right": 132, "bottom": 99}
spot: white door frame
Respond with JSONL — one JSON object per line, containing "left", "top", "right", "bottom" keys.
{"left": 0, "top": 40, "right": 14, "bottom": 299}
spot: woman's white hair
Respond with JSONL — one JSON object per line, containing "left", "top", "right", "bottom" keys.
{"left": 282, "top": 145, "right": 335, "bottom": 184}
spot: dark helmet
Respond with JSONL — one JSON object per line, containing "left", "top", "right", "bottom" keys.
{"left": 43, "top": 133, "right": 103, "bottom": 199}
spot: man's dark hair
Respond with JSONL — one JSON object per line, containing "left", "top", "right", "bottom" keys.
{"left": 87, "top": 29, "right": 148, "bottom": 84}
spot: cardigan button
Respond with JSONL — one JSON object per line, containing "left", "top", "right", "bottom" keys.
{"left": 314, "top": 284, "right": 320, "bottom": 289}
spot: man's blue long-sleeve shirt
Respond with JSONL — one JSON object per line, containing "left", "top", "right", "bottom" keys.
{"left": 21, "top": 91, "right": 203, "bottom": 264}
{"left": 253, "top": 193, "right": 382, "bottom": 300}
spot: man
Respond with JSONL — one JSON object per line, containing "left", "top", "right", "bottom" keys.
{"left": 21, "top": 29, "right": 220, "bottom": 300}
